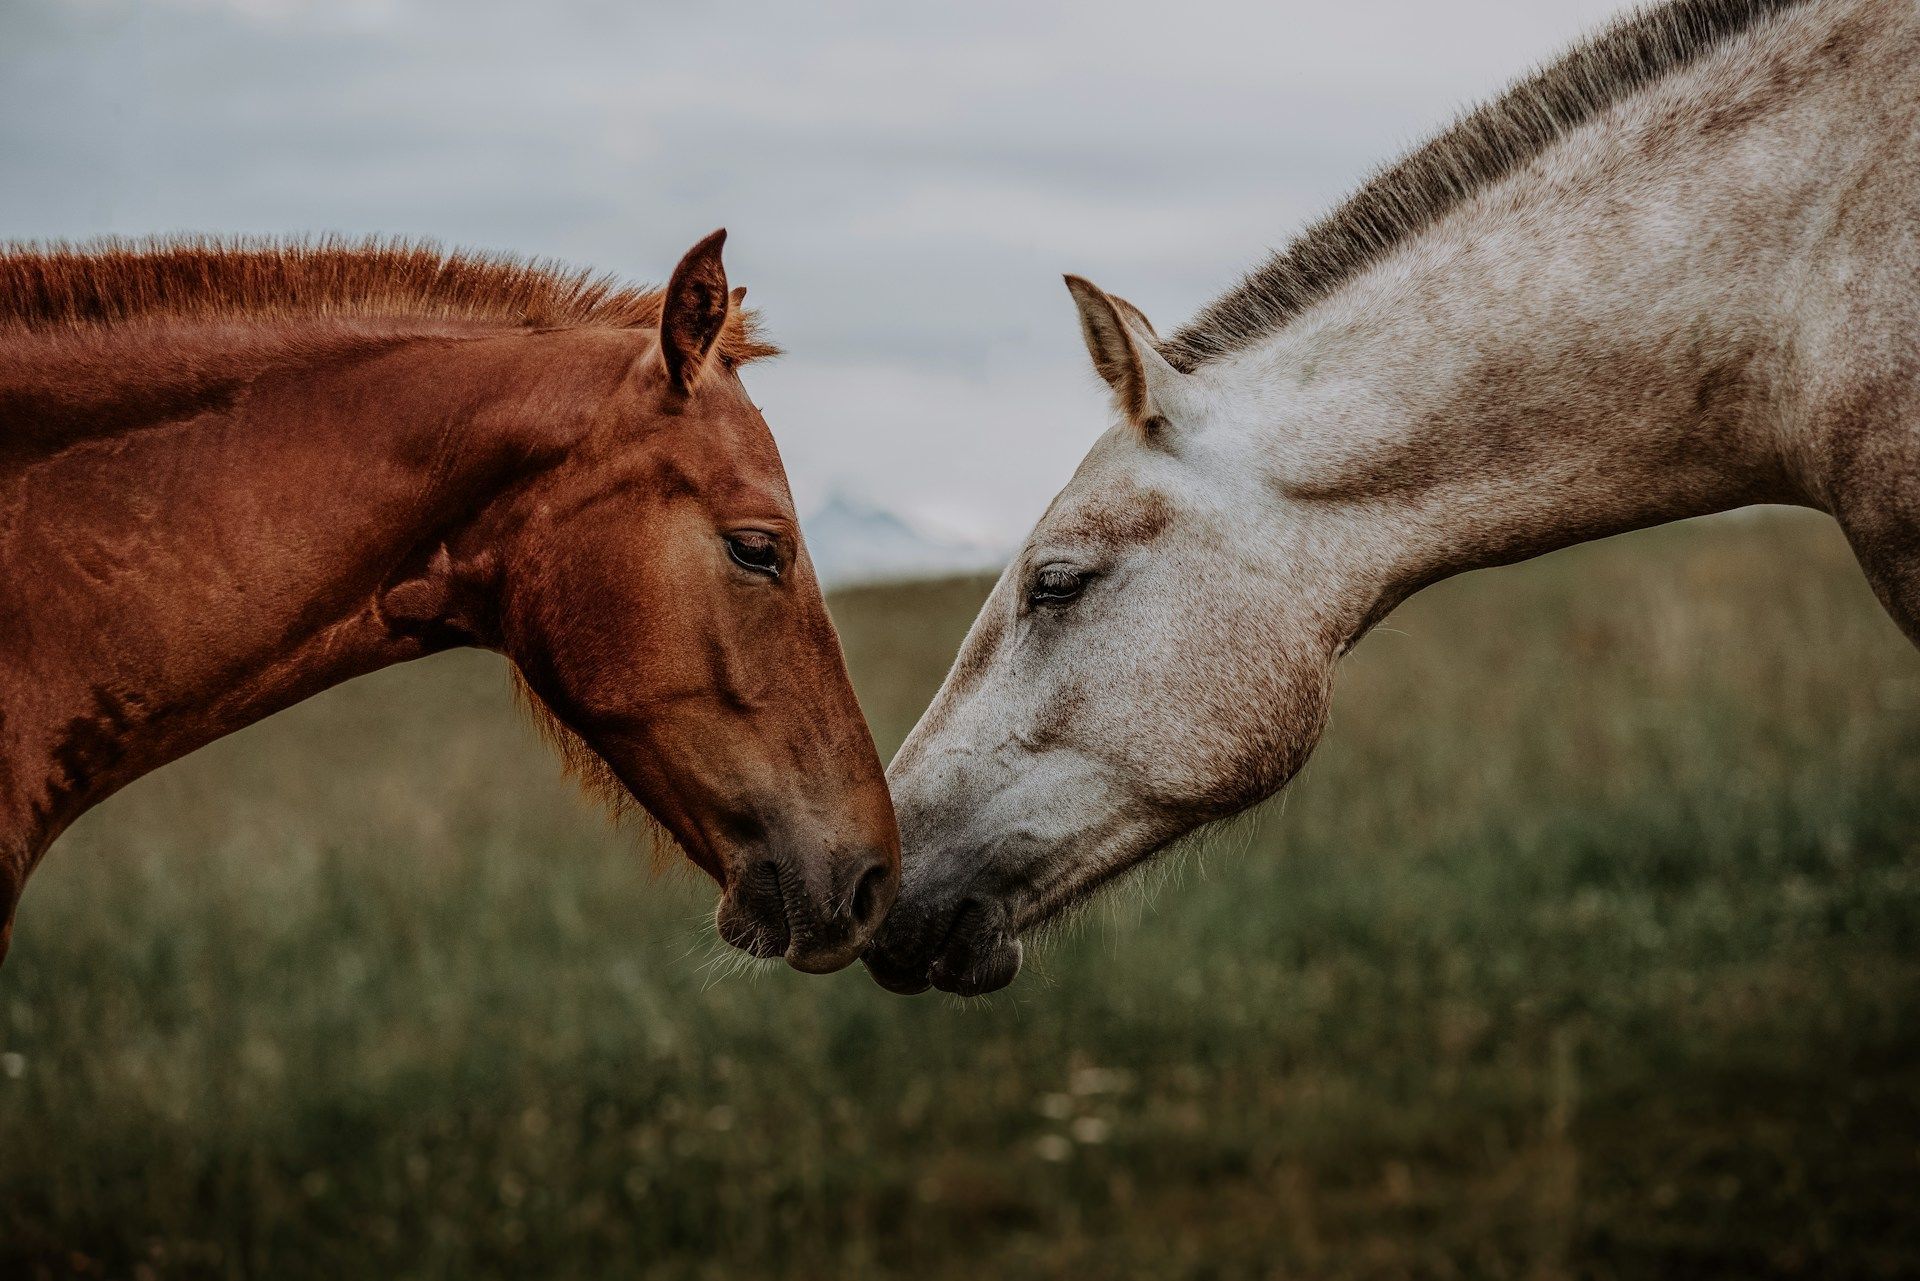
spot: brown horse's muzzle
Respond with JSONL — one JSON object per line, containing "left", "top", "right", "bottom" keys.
{"left": 714, "top": 844, "right": 897, "bottom": 974}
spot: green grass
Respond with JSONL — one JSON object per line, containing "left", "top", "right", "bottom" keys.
{"left": 3, "top": 510, "right": 1918, "bottom": 1280}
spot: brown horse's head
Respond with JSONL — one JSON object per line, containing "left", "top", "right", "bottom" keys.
{"left": 416, "top": 231, "right": 897, "bottom": 972}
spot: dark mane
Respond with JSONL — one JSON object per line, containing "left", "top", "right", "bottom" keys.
{"left": 0, "top": 235, "right": 778, "bottom": 363}
{"left": 1162, "top": 0, "right": 1811, "bottom": 371}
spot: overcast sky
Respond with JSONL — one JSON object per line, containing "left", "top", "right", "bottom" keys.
{"left": 3, "top": 0, "right": 1638, "bottom": 543}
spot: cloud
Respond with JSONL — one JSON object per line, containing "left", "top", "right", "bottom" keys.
{"left": 3, "top": 0, "right": 1634, "bottom": 536}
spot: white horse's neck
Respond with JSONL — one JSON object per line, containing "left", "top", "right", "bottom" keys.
{"left": 1201, "top": 0, "right": 1875, "bottom": 633}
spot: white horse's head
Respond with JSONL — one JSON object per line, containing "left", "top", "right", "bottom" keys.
{"left": 866, "top": 278, "right": 1360, "bottom": 996}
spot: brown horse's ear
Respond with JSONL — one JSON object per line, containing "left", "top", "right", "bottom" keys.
{"left": 1063, "top": 274, "right": 1188, "bottom": 433}
{"left": 659, "top": 228, "right": 731, "bottom": 393}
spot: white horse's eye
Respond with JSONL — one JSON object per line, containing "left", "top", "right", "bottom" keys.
{"left": 1028, "top": 566, "right": 1088, "bottom": 607}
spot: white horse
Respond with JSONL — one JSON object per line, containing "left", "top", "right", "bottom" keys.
{"left": 866, "top": 0, "right": 1920, "bottom": 995}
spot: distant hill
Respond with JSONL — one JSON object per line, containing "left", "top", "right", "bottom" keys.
{"left": 802, "top": 490, "right": 1004, "bottom": 588}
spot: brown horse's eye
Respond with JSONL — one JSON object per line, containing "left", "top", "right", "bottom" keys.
{"left": 1028, "top": 565, "right": 1088, "bottom": 607}
{"left": 726, "top": 532, "right": 781, "bottom": 578}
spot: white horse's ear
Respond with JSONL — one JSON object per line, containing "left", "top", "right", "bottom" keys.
{"left": 1063, "top": 275, "right": 1187, "bottom": 434}
{"left": 1107, "top": 293, "right": 1157, "bottom": 341}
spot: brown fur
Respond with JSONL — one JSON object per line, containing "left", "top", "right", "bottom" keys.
{"left": 1, "top": 237, "right": 762, "bottom": 795}
{"left": 1163, "top": 0, "right": 1813, "bottom": 371}
{"left": 0, "top": 235, "right": 896, "bottom": 972}
{"left": 0, "top": 235, "right": 778, "bottom": 363}
{"left": 1050, "top": 485, "right": 1175, "bottom": 550}
{"left": 511, "top": 670, "right": 679, "bottom": 873}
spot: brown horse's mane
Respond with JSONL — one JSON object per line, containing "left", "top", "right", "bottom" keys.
{"left": 0, "top": 235, "right": 779, "bottom": 362}
{"left": 1162, "top": 0, "right": 1811, "bottom": 371}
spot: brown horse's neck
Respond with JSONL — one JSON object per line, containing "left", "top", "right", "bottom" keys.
{"left": 0, "top": 318, "right": 612, "bottom": 888}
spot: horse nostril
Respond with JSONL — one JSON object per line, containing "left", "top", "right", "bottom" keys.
{"left": 847, "top": 860, "right": 893, "bottom": 936}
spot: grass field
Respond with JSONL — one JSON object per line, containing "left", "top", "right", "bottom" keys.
{"left": 2, "top": 509, "right": 1918, "bottom": 1280}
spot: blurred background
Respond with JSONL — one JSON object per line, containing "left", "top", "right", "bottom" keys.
{"left": 4, "top": 1, "right": 1920, "bottom": 1278}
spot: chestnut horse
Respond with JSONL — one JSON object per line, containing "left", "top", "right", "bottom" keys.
{"left": 0, "top": 231, "right": 898, "bottom": 972}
